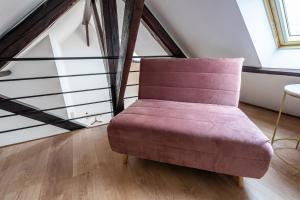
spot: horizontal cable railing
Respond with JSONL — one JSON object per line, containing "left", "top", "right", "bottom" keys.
{"left": 0, "top": 84, "right": 138, "bottom": 102}
{"left": 1, "top": 86, "right": 110, "bottom": 101}
{"left": 0, "top": 95, "right": 138, "bottom": 119}
{"left": 0, "top": 111, "right": 113, "bottom": 134}
{"left": 0, "top": 70, "right": 140, "bottom": 82}
{"left": 0, "top": 55, "right": 171, "bottom": 136}
{"left": 0, "top": 55, "right": 173, "bottom": 62}
{"left": 0, "top": 95, "right": 138, "bottom": 134}
{"left": 0, "top": 99, "right": 111, "bottom": 118}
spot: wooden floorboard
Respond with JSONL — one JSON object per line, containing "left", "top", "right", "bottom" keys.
{"left": 0, "top": 103, "right": 299, "bottom": 199}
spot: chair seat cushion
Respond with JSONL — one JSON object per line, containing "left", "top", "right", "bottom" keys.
{"left": 108, "top": 99, "right": 273, "bottom": 178}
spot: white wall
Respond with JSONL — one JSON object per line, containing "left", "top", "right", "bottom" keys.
{"left": 236, "top": 0, "right": 276, "bottom": 68}
{"left": 0, "top": 36, "right": 68, "bottom": 118}
{"left": 241, "top": 73, "right": 300, "bottom": 117}
{"left": 57, "top": 25, "right": 113, "bottom": 126}
{"left": 0, "top": 36, "right": 68, "bottom": 146}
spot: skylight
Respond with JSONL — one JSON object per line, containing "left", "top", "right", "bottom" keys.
{"left": 266, "top": 0, "right": 300, "bottom": 46}
{"left": 283, "top": 0, "right": 300, "bottom": 36}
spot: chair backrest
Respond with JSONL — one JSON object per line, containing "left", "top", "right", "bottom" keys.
{"left": 138, "top": 58, "right": 244, "bottom": 107}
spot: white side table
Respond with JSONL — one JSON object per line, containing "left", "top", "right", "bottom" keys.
{"left": 272, "top": 84, "right": 300, "bottom": 149}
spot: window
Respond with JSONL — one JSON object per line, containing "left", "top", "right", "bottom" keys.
{"left": 265, "top": 0, "right": 300, "bottom": 46}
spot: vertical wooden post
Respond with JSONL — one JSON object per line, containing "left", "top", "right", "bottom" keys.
{"left": 116, "top": 0, "right": 145, "bottom": 113}
{"left": 91, "top": 0, "right": 117, "bottom": 117}
{"left": 99, "top": 0, "right": 120, "bottom": 116}
{"left": 91, "top": 0, "right": 120, "bottom": 116}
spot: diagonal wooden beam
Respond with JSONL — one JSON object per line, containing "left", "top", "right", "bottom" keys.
{"left": 91, "top": 0, "right": 105, "bottom": 57}
{"left": 0, "top": 0, "right": 79, "bottom": 70}
{"left": 98, "top": 0, "right": 120, "bottom": 115}
{"left": 0, "top": 71, "right": 11, "bottom": 77}
{"left": 0, "top": 95, "right": 85, "bottom": 131}
{"left": 141, "top": 5, "right": 186, "bottom": 57}
{"left": 116, "top": 0, "right": 145, "bottom": 113}
{"left": 121, "top": 0, "right": 186, "bottom": 57}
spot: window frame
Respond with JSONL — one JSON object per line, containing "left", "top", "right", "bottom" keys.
{"left": 264, "top": 0, "right": 300, "bottom": 47}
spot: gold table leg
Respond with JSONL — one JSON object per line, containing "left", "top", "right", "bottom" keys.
{"left": 272, "top": 92, "right": 286, "bottom": 145}
{"left": 296, "top": 137, "right": 300, "bottom": 150}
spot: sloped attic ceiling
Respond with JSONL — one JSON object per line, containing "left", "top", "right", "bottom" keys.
{"left": 0, "top": 0, "right": 263, "bottom": 67}
{"left": 0, "top": 0, "right": 172, "bottom": 65}
{"left": 0, "top": 0, "right": 45, "bottom": 37}
{"left": 145, "top": 0, "right": 261, "bottom": 66}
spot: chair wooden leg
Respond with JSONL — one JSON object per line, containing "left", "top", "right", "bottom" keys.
{"left": 235, "top": 176, "right": 244, "bottom": 188}
{"left": 123, "top": 154, "right": 128, "bottom": 165}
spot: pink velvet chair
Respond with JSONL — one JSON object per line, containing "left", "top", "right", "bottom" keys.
{"left": 107, "top": 58, "right": 273, "bottom": 187}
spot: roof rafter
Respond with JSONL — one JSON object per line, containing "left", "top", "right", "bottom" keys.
{"left": 141, "top": 5, "right": 186, "bottom": 57}
{"left": 0, "top": 94, "right": 85, "bottom": 131}
{"left": 0, "top": 0, "right": 79, "bottom": 70}
{"left": 116, "top": 0, "right": 145, "bottom": 113}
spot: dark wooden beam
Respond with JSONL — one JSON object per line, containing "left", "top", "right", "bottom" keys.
{"left": 85, "top": 23, "right": 90, "bottom": 46}
{"left": 0, "top": 71, "right": 11, "bottom": 77}
{"left": 91, "top": 0, "right": 105, "bottom": 56}
{"left": 82, "top": 0, "right": 92, "bottom": 46}
{"left": 98, "top": 0, "right": 120, "bottom": 115}
{"left": 91, "top": 0, "right": 117, "bottom": 116}
{"left": 141, "top": 5, "right": 186, "bottom": 57}
{"left": 82, "top": 0, "right": 92, "bottom": 25}
{"left": 116, "top": 0, "right": 144, "bottom": 113}
{"left": 99, "top": 0, "right": 120, "bottom": 63}
{"left": 0, "top": 95, "right": 85, "bottom": 131}
{"left": 243, "top": 66, "right": 300, "bottom": 77}
{"left": 0, "top": 0, "right": 79, "bottom": 70}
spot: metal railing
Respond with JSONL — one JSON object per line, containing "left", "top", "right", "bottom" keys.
{"left": 0, "top": 74, "right": 139, "bottom": 133}
{"left": 0, "top": 55, "right": 172, "bottom": 134}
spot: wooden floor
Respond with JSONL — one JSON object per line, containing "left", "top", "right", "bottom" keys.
{"left": 0, "top": 103, "right": 299, "bottom": 200}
